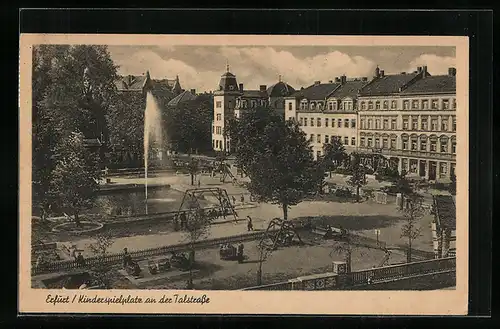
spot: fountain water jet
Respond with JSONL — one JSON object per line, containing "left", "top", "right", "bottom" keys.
{"left": 144, "top": 91, "right": 163, "bottom": 214}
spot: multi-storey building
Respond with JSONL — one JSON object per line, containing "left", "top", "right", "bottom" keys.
{"left": 285, "top": 75, "right": 369, "bottom": 160}
{"left": 212, "top": 66, "right": 295, "bottom": 152}
{"left": 357, "top": 66, "right": 456, "bottom": 181}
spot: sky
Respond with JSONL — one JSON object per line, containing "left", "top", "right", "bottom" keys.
{"left": 108, "top": 45, "right": 456, "bottom": 93}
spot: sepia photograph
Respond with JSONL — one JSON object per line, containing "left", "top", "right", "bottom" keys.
{"left": 19, "top": 34, "right": 468, "bottom": 315}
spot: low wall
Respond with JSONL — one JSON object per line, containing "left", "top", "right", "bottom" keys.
{"left": 349, "top": 270, "right": 456, "bottom": 290}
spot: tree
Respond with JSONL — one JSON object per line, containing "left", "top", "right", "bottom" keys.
{"left": 322, "top": 137, "right": 347, "bottom": 177}
{"left": 228, "top": 107, "right": 324, "bottom": 221}
{"left": 87, "top": 231, "right": 115, "bottom": 288}
{"left": 391, "top": 170, "right": 416, "bottom": 209}
{"left": 183, "top": 206, "right": 215, "bottom": 288}
{"left": 449, "top": 171, "right": 456, "bottom": 195}
{"left": 400, "top": 193, "right": 424, "bottom": 263}
{"left": 347, "top": 153, "right": 367, "bottom": 202}
{"left": 330, "top": 228, "right": 365, "bottom": 274}
{"left": 256, "top": 237, "right": 274, "bottom": 286}
{"left": 49, "top": 132, "right": 102, "bottom": 227}
{"left": 188, "top": 158, "right": 200, "bottom": 186}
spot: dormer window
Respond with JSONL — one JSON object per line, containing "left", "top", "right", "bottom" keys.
{"left": 229, "top": 85, "right": 234, "bottom": 90}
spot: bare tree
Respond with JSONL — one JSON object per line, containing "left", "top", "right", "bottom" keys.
{"left": 400, "top": 194, "right": 424, "bottom": 263}
{"left": 256, "top": 237, "right": 274, "bottom": 286}
{"left": 88, "top": 231, "right": 115, "bottom": 288}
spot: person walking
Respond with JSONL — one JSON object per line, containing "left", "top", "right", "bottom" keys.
{"left": 240, "top": 194, "right": 244, "bottom": 204}
{"left": 247, "top": 216, "right": 253, "bottom": 231}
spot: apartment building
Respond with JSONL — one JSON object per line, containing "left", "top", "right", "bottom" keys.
{"left": 285, "top": 75, "right": 369, "bottom": 160}
{"left": 357, "top": 66, "right": 456, "bottom": 181}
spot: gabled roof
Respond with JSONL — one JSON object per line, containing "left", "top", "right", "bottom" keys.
{"left": 328, "top": 80, "right": 368, "bottom": 99}
{"left": 292, "top": 83, "right": 341, "bottom": 100}
{"left": 401, "top": 75, "right": 456, "bottom": 95}
{"left": 433, "top": 195, "right": 456, "bottom": 230}
{"left": 359, "top": 73, "right": 420, "bottom": 96}
{"left": 168, "top": 90, "right": 197, "bottom": 107}
{"left": 115, "top": 75, "right": 148, "bottom": 91}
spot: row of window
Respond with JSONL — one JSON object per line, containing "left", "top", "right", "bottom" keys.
{"left": 296, "top": 100, "right": 354, "bottom": 112}
{"left": 213, "top": 126, "right": 223, "bottom": 135}
{"left": 360, "top": 98, "right": 456, "bottom": 111}
{"left": 299, "top": 117, "right": 356, "bottom": 128}
{"left": 401, "top": 159, "right": 455, "bottom": 178}
{"left": 309, "top": 134, "right": 356, "bottom": 146}
{"left": 237, "top": 99, "right": 269, "bottom": 108}
{"left": 360, "top": 135, "right": 457, "bottom": 154}
{"left": 213, "top": 139, "right": 229, "bottom": 150}
{"left": 360, "top": 115, "right": 456, "bottom": 132}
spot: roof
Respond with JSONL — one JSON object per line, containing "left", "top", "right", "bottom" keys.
{"left": 266, "top": 81, "right": 296, "bottom": 97}
{"left": 115, "top": 75, "right": 148, "bottom": 91}
{"left": 433, "top": 195, "right": 456, "bottom": 230}
{"left": 292, "top": 83, "right": 340, "bottom": 100}
{"left": 218, "top": 71, "right": 239, "bottom": 91}
{"left": 168, "top": 90, "right": 197, "bottom": 106}
{"left": 359, "top": 73, "right": 420, "bottom": 96}
{"left": 328, "top": 80, "right": 368, "bottom": 99}
{"left": 242, "top": 90, "right": 268, "bottom": 98}
{"left": 401, "top": 75, "right": 456, "bottom": 95}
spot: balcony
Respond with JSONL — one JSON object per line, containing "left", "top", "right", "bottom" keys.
{"left": 358, "top": 147, "right": 456, "bottom": 161}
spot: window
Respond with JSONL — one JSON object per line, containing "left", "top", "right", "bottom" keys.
{"left": 344, "top": 136, "right": 349, "bottom": 145}
{"left": 299, "top": 117, "right": 303, "bottom": 126}
{"left": 325, "top": 118, "right": 329, "bottom": 127}
{"left": 383, "top": 101, "right": 389, "bottom": 109}
{"left": 402, "top": 158, "right": 408, "bottom": 171}
{"left": 383, "top": 118, "right": 389, "bottom": 130}
{"left": 440, "top": 139, "right": 448, "bottom": 153}
{"left": 301, "top": 101, "right": 307, "bottom": 110}
{"left": 391, "top": 100, "right": 397, "bottom": 109}
{"left": 344, "top": 119, "right": 349, "bottom": 128}
{"left": 212, "top": 125, "right": 215, "bottom": 133}
{"left": 403, "top": 118, "right": 409, "bottom": 130}
{"left": 382, "top": 138, "right": 388, "bottom": 149}
{"left": 412, "top": 100, "right": 419, "bottom": 109}
{"left": 329, "top": 102, "right": 333, "bottom": 110}
{"left": 375, "top": 119, "right": 381, "bottom": 129}
{"left": 361, "top": 102, "right": 366, "bottom": 110}
{"left": 251, "top": 101, "right": 256, "bottom": 107}
{"left": 431, "top": 117, "right": 438, "bottom": 131}
{"left": 443, "top": 99, "right": 449, "bottom": 110}
{"left": 402, "top": 136, "right": 409, "bottom": 150}
{"left": 360, "top": 119, "right": 365, "bottom": 129}
{"left": 452, "top": 98, "right": 456, "bottom": 110}
{"left": 432, "top": 99, "right": 439, "bottom": 109}
{"left": 338, "top": 120, "right": 342, "bottom": 128}
{"left": 391, "top": 118, "right": 397, "bottom": 130}
{"left": 351, "top": 137, "right": 356, "bottom": 146}
{"left": 310, "top": 134, "right": 314, "bottom": 142}
{"left": 420, "top": 138, "right": 427, "bottom": 151}
{"left": 376, "top": 101, "right": 381, "bottom": 109}
{"left": 216, "top": 113, "right": 222, "bottom": 121}
{"left": 403, "top": 100, "right": 409, "bottom": 110}
{"left": 351, "top": 119, "right": 356, "bottom": 128}
{"left": 422, "top": 100, "right": 429, "bottom": 109}
{"left": 412, "top": 118, "right": 418, "bottom": 130}
{"left": 216, "top": 101, "right": 222, "bottom": 108}
{"left": 421, "top": 117, "right": 428, "bottom": 130}
{"left": 325, "top": 135, "right": 329, "bottom": 144}
{"left": 331, "top": 119, "right": 335, "bottom": 127}
{"left": 318, "top": 103, "right": 323, "bottom": 111}
{"left": 333, "top": 102, "right": 337, "bottom": 111}
{"left": 375, "top": 138, "right": 380, "bottom": 148}
{"left": 368, "top": 101, "right": 373, "bottom": 110}
{"left": 303, "top": 118, "right": 308, "bottom": 127}
{"left": 310, "top": 118, "right": 314, "bottom": 126}
{"left": 411, "top": 138, "right": 417, "bottom": 151}
{"left": 368, "top": 119, "right": 373, "bottom": 129}
{"left": 360, "top": 137, "right": 365, "bottom": 147}
{"left": 440, "top": 163, "right": 448, "bottom": 177}
{"left": 288, "top": 103, "right": 293, "bottom": 111}
{"left": 367, "top": 137, "right": 373, "bottom": 147}
{"left": 310, "top": 102, "right": 316, "bottom": 110}
{"left": 317, "top": 118, "right": 322, "bottom": 127}
{"left": 430, "top": 139, "right": 437, "bottom": 152}
{"left": 441, "top": 117, "right": 449, "bottom": 131}
{"left": 390, "top": 137, "right": 396, "bottom": 149}
{"left": 410, "top": 160, "right": 418, "bottom": 174}
{"left": 452, "top": 117, "right": 456, "bottom": 131}
{"left": 317, "top": 134, "right": 321, "bottom": 143}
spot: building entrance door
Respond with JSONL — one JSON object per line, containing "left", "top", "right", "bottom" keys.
{"left": 419, "top": 160, "right": 426, "bottom": 178}
{"left": 429, "top": 161, "right": 437, "bottom": 180}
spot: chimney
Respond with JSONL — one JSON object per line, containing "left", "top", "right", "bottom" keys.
{"left": 328, "top": 80, "right": 333, "bottom": 83}
{"left": 334, "top": 77, "right": 340, "bottom": 83}
{"left": 314, "top": 80, "right": 321, "bottom": 85}
{"left": 362, "top": 77, "right": 368, "bottom": 82}
{"left": 401, "top": 72, "right": 406, "bottom": 75}
{"left": 260, "top": 85, "right": 267, "bottom": 91}
{"left": 239, "top": 83, "right": 244, "bottom": 92}
{"left": 448, "top": 67, "right": 456, "bottom": 76}
{"left": 422, "top": 65, "right": 428, "bottom": 77}
{"left": 190, "top": 89, "right": 196, "bottom": 95}
{"left": 417, "top": 66, "right": 422, "bottom": 73}
{"left": 340, "top": 75, "right": 347, "bottom": 84}
{"left": 380, "top": 70, "right": 385, "bottom": 77}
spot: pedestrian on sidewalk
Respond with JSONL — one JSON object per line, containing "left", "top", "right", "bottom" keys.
{"left": 247, "top": 216, "right": 253, "bottom": 231}
{"left": 240, "top": 194, "right": 244, "bottom": 204}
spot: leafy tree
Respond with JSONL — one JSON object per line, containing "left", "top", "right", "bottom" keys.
{"left": 347, "top": 153, "right": 367, "bottom": 202}
{"left": 88, "top": 231, "right": 115, "bottom": 288}
{"left": 322, "top": 137, "right": 347, "bottom": 177}
{"left": 256, "top": 237, "right": 274, "bottom": 286}
{"left": 49, "top": 132, "right": 102, "bottom": 226}
{"left": 188, "top": 158, "right": 200, "bottom": 186}
{"left": 228, "top": 107, "right": 324, "bottom": 221}
{"left": 400, "top": 193, "right": 424, "bottom": 263}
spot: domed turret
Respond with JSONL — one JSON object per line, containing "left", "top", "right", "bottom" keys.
{"left": 218, "top": 64, "right": 239, "bottom": 92}
{"left": 266, "top": 78, "right": 296, "bottom": 97}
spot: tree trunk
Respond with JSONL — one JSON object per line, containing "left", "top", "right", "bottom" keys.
{"left": 257, "top": 258, "right": 263, "bottom": 286}
{"left": 407, "top": 238, "right": 412, "bottom": 263}
{"left": 282, "top": 203, "right": 288, "bottom": 221}
{"left": 346, "top": 251, "right": 352, "bottom": 274}
{"left": 74, "top": 211, "right": 81, "bottom": 227}
{"left": 190, "top": 173, "right": 194, "bottom": 185}
{"left": 356, "top": 186, "right": 360, "bottom": 202}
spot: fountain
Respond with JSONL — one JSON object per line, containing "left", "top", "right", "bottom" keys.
{"left": 144, "top": 90, "right": 163, "bottom": 214}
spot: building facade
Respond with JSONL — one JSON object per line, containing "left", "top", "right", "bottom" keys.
{"left": 212, "top": 66, "right": 295, "bottom": 152}
{"left": 357, "top": 66, "right": 456, "bottom": 181}
{"left": 285, "top": 75, "right": 369, "bottom": 160}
